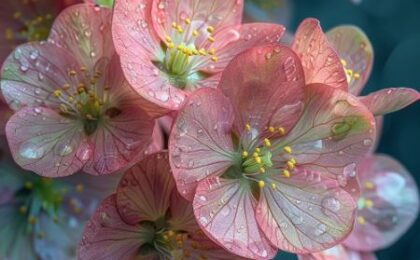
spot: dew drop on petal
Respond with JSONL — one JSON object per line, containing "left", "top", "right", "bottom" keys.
{"left": 19, "top": 141, "right": 45, "bottom": 159}
{"left": 29, "top": 50, "right": 39, "bottom": 60}
{"left": 55, "top": 143, "right": 74, "bottom": 157}
{"left": 313, "top": 223, "right": 327, "bottom": 236}
{"left": 322, "top": 196, "right": 341, "bottom": 214}
{"left": 199, "top": 216, "right": 208, "bottom": 225}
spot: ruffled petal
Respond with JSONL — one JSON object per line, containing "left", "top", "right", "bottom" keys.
{"left": 193, "top": 177, "right": 277, "bottom": 259}
{"left": 151, "top": 0, "right": 243, "bottom": 42}
{"left": 359, "top": 87, "right": 420, "bottom": 116}
{"left": 78, "top": 195, "right": 150, "bottom": 259}
{"left": 82, "top": 101, "right": 154, "bottom": 175}
{"left": 169, "top": 88, "right": 236, "bottom": 201}
{"left": 292, "top": 18, "right": 347, "bottom": 91}
{"left": 218, "top": 44, "right": 305, "bottom": 135}
{"left": 49, "top": 4, "right": 114, "bottom": 68}
{"left": 326, "top": 26, "right": 374, "bottom": 95}
{"left": 344, "top": 155, "right": 419, "bottom": 251}
{"left": 5, "top": 107, "right": 86, "bottom": 177}
{"left": 257, "top": 169, "right": 356, "bottom": 253}
{"left": 116, "top": 152, "right": 173, "bottom": 224}
{"left": 1, "top": 42, "right": 80, "bottom": 111}
{"left": 195, "top": 23, "right": 285, "bottom": 73}
{"left": 298, "top": 245, "right": 377, "bottom": 260}
{"left": 280, "top": 83, "right": 376, "bottom": 198}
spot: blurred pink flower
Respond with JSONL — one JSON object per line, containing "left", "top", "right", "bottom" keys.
{"left": 112, "top": 0, "right": 286, "bottom": 114}
{"left": 298, "top": 244, "right": 376, "bottom": 260}
{"left": 169, "top": 37, "right": 378, "bottom": 257}
{"left": 0, "top": 0, "right": 82, "bottom": 64}
{"left": 78, "top": 152, "right": 243, "bottom": 259}
{"left": 0, "top": 4, "right": 160, "bottom": 177}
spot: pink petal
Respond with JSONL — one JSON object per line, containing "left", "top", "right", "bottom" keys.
{"left": 168, "top": 190, "right": 197, "bottom": 233}
{"left": 257, "top": 169, "right": 356, "bottom": 253}
{"left": 151, "top": 0, "right": 243, "bottom": 43}
{"left": 281, "top": 83, "right": 376, "bottom": 199}
{"left": 1, "top": 42, "right": 80, "bottom": 111}
{"left": 344, "top": 155, "right": 419, "bottom": 251}
{"left": 49, "top": 4, "right": 115, "bottom": 67}
{"left": 5, "top": 107, "right": 86, "bottom": 177}
{"left": 292, "top": 18, "right": 347, "bottom": 91}
{"left": 78, "top": 195, "right": 149, "bottom": 259}
{"left": 145, "top": 121, "right": 165, "bottom": 154}
{"left": 0, "top": 99, "right": 12, "bottom": 135}
{"left": 298, "top": 245, "right": 377, "bottom": 260}
{"left": 169, "top": 88, "right": 236, "bottom": 201}
{"left": 193, "top": 177, "right": 277, "bottom": 259}
{"left": 218, "top": 44, "right": 305, "bottom": 134}
{"left": 326, "top": 26, "right": 374, "bottom": 95}
{"left": 116, "top": 152, "right": 174, "bottom": 224}
{"left": 195, "top": 23, "right": 285, "bottom": 73}
{"left": 82, "top": 101, "right": 155, "bottom": 175}
{"left": 359, "top": 87, "right": 420, "bottom": 116}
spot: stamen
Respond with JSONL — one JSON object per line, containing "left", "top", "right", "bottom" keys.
{"left": 208, "top": 36, "right": 215, "bottom": 43}
{"left": 287, "top": 160, "right": 295, "bottom": 170}
{"left": 271, "top": 183, "right": 277, "bottom": 189}
{"left": 268, "top": 126, "right": 275, "bottom": 133}
{"left": 263, "top": 138, "right": 271, "bottom": 147}
{"left": 192, "top": 30, "right": 199, "bottom": 37}
{"left": 357, "top": 216, "right": 366, "bottom": 225}
{"left": 242, "top": 151, "right": 248, "bottom": 158}
{"left": 53, "top": 90, "right": 62, "bottom": 98}
{"left": 365, "top": 199, "right": 373, "bottom": 208}
{"left": 364, "top": 181, "right": 375, "bottom": 189}
{"left": 208, "top": 48, "right": 216, "bottom": 55}
{"left": 282, "top": 169, "right": 290, "bottom": 177}
{"left": 211, "top": 56, "right": 218, "bottom": 62}
{"left": 283, "top": 146, "right": 292, "bottom": 154}
{"left": 259, "top": 167, "right": 265, "bottom": 173}
{"left": 245, "top": 123, "right": 251, "bottom": 132}
{"left": 258, "top": 180, "right": 265, "bottom": 188}
{"left": 207, "top": 26, "right": 215, "bottom": 33}
{"left": 278, "top": 127, "right": 286, "bottom": 135}
{"left": 184, "top": 18, "right": 191, "bottom": 25}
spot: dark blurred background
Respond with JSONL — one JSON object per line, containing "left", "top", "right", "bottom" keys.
{"left": 245, "top": 0, "right": 420, "bottom": 259}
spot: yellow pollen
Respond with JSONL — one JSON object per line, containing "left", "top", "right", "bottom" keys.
{"left": 211, "top": 56, "right": 218, "bottom": 62}
{"left": 198, "top": 48, "right": 207, "bottom": 56}
{"left": 252, "top": 152, "right": 259, "bottom": 158}
{"left": 19, "top": 205, "right": 28, "bottom": 214}
{"left": 192, "top": 29, "right": 199, "bottom": 37}
{"left": 171, "top": 22, "right": 177, "bottom": 28}
{"left": 354, "top": 73, "right": 360, "bottom": 79}
{"left": 184, "top": 18, "right": 191, "bottom": 25}
{"left": 242, "top": 151, "right": 248, "bottom": 158}
{"left": 176, "top": 25, "right": 183, "bottom": 33}
{"left": 287, "top": 160, "right": 295, "bottom": 170}
{"left": 80, "top": 66, "right": 87, "bottom": 72}
{"left": 365, "top": 199, "right": 374, "bottom": 208}
{"left": 258, "top": 180, "right": 265, "bottom": 188}
{"left": 259, "top": 167, "right": 265, "bottom": 173}
{"left": 245, "top": 123, "right": 251, "bottom": 132}
{"left": 165, "top": 35, "right": 172, "bottom": 42}
{"left": 208, "top": 36, "right": 215, "bottom": 43}
{"left": 62, "top": 83, "right": 70, "bottom": 90}
{"left": 268, "top": 126, "right": 275, "bottom": 133}
{"left": 364, "top": 181, "right": 375, "bottom": 189}
{"left": 208, "top": 48, "right": 216, "bottom": 55}
{"left": 163, "top": 234, "right": 169, "bottom": 241}
{"left": 167, "top": 42, "right": 174, "bottom": 49}
{"left": 283, "top": 146, "right": 292, "bottom": 154}
{"left": 168, "top": 230, "right": 175, "bottom": 237}
{"left": 207, "top": 26, "right": 214, "bottom": 33}
{"left": 60, "top": 104, "right": 68, "bottom": 113}
{"left": 290, "top": 158, "right": 296, "bottom": 164}
{"left": 24, "top": 181, "right": 33, "bottom": 189}
{"left": 271, "top": 183, "right": 277, "bottom": 189}
{"left": 255, "top": 148, "right": 261, "bottom": 153}
{"left": 357, "top": 216, "right": 366, "bottom": 225}
{"left": 53, "top": 90, "right": 62, "bottom": 98}
{"left": 68, "top": 70, "right": 77, "bottom": 76}
{"left": 340, "top": 59, "right": 347, "bottom": 67}
{"left": 278, "top": 127, "right": 286, "bottom": 135}
{"left": 282, "top": 169, "right": 290, "bottom": 177}
{"left": 263, "top": 138, "right": 271, "bottom": 147}
{"left": 255, "top": 157, "right": 262, "bottom": 164}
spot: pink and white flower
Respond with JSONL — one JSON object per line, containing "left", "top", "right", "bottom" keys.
{"left": 112, "top": 0, "right": 286, "bottom": 114}
{"left": 1, "top": 3, "right": 160, "bottom": 177}
{"left": 78, "top": 152, "right": 242, "bottom": 259}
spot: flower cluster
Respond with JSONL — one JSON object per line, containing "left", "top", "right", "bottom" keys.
{"left": 0, "top": 0, "right": 419, "bottom": 259}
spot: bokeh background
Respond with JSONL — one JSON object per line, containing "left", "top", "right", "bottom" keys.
{"left": 245, "top": 0, "right": 420, "bottom": 259}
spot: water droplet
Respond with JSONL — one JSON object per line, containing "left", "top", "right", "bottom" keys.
{"left": 90, "top": 51, "right": 96, "bottom": 58}
{"left": 20, "top": 63, "right": 29, "bottom": 72}
{"left": 33, "top": 107, "right": 43, "bottom": 114}
{"left": 291, "top": 215, "right": 304, "bottom": 225}
{"left": 199, "top": 195, "right": 207, "bottom": 202}
{"left": 76, "top": 143, "right": 93, "bottom": 161}
{"left": 322, "top": 196, "right": 341, "bottom": 213}
{"left": 363, "top": 139, "right": 373, "bottom": 146}
{"left": 199, "top": 216, "right": 208, "bottom": 225}
{"left": 158, "top": 1, "right": 166, "bottom": 9}
{"left": 55, "top": 143, "right": 73, "bottom": 157}
{"left": 29, "top": 50, "right": 39, "bottom": 60}
{"left": 19, "top": 141, "right": 45, "bottom": 159}
{"left": 261, "top": 250, "right": 268, "bottom": 257}
{"left": 221, "top": 205, "right": 231, "bottom": 217}
{"left": 344, "top": 163, "right": 356, "bottom": 178}
{"left": 313, "top": 223, "right": 327, "bottom": 236}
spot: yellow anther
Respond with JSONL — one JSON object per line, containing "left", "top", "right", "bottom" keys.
{"left": 242, "top": 151, "right": 249, "bottom": 158}
{"left": 278, "top": 127, "right": 286, "bottom": 135}
{"left": 290, "top": 158, "right": 296, "bottom": 164}
{"left": 192, "top": 49, "right": 199, "bottom": 55}
{"left": 176, "top": 25, "right": 183, "bottom": 33}
{"left": 263, "top": 138, "right": 271, "bottom": 147}
{"left": 346, "top": 69, "right": 354, "bottom": 77}
{"left": 259, "top": 167, "right": 265, "bottom": 173}
{"left": 340, "top": 59, "right": 347, "bottom": 67}
{"left": 258, "top": 180, "right": 265, "bottom": 188}
{"left": 75, "top": 184, "right": 84, "bottom": 193}
{"left": 62, "top": 83, "right": 70, "bottom": 90}
{"left": 68, "top": 70, "right": 77, "bottom": 76}
{"left": 171, "top": 22, "right": 177, "bottom": 28}
{"left": 198, "top": 48, "right": 207, "bottom": 56}
{"left": 268, "top": 126, "right": 275, "bottom": 133}
{"left": 24, "top": 181, "right": 33, "bottom": 189}
{"left": 211, "top": 56, "right": 218, "bottom": 62}
{"left": 165, "top": 35, "right": 172, "bottom": 42}
{"left": 60, "top": 104, "right": 68, "bottom": 113}
{"left": 287, "top": 160, "right": 295, "bottom": 170}
{"left": 271, "top": 183, "right": 277, "bottom": 189}
{"left": 365, "top": 199, "right": 374, "bottom": 208}
{"left": 19, "top": 205, "right": 28, "bottom": 214}
{"left": 208, "top": 36, "right": 215, "bottom": 43}
{"left": 80, "top": 66, "right": 87, "bottom": 72}
{"left": 168, "top": 230, "right": 175, "bottom": 237}
{"left": 255, "top": 148, "right": 261, "bottom": 153}
{"left": 364, "top": 181, "right": 375, "bottom": 189}
{"left": 283, "top": 146, "right": 292, "bottom": 154}
{"left": 357, "top": 216, "right": 366, "bottom": 225}
{"left": 255, "top": 157, "right": 262, "bottom": 164}
{"left": 245, "top": 123, "right": 251, "bottom": 132}
{"left": 252, "top": 152, "right": 259, "bottom": 158}
{"left": 53, "top": 90, "right": 62, "bottom": 98}
{"left": 28, "top": 215, "right": 37, "bottom": 224}
{"left": 167, "top": 42, "right": 175, "bottom": 49}
{"left": 86, "top": 114, "right": 96, "bottom": 120}
{"left": 163, "top": 234, "right": 169, "bottom": 241}
{"left": 192, "top": 29, "right": 199, "bottom": 37}
{"left": 208, "top": 48, "right": 216, "bottom": 55}
{"left": 184, "top": 18, "right": 191, "bottom": 25}
{"left": 354, "top": 73, "right": 360, "bottom": 79}
{"left": 207, "top": 26, "right": 215, "bottom": 33}
{"left": 282, "top": 169, "right": 290, "bottom": 178}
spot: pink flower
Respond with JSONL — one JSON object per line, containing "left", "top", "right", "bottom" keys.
{"left": 112, "top": 0, "right": 285, "bottom": 114}
{"left": 78, "top": 152, "right": 243, "bottom": 259}
{"left": 298, "top": 245, "right": 376, "bottom": 260}
{"left": 0, "top": 0, "right": 82, "bottom": 64}
{"left": 0, "top": 3, "right": 160, "bottom": 177}
{"left": 169, "top": 40, "right": 378, "bottom": 258}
